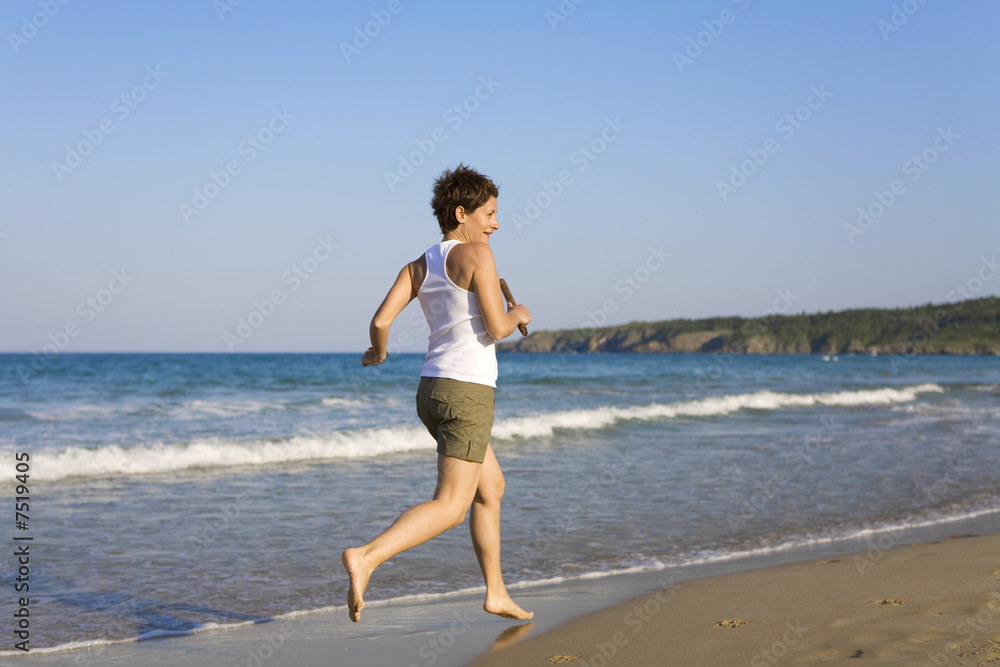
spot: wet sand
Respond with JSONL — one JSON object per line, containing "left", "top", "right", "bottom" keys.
{"left": 14, "top": 520, "right": 1000, "bottom": 666}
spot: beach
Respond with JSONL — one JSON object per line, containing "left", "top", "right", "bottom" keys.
{"left": 10, "top": 514, "right": 999, "bottom": 666}
{"left": 1, "top": 352, "right": 998, "bottom": 661}
{"left": 6, "top": 0, "right": 1000, "bottom": 661}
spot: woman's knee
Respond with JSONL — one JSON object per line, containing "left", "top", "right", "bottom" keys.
{"left": 448, "top": 504, "right": 469, "bottom": 528}
{"left": 476, "top": 473, "right": 505, "bottom": 506}
{"left": 433, "top": 492, "right": 473, "bottom": 528}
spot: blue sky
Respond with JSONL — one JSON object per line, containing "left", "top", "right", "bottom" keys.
{"left": 2, "top": 0, "right": 998, "bottom": 353}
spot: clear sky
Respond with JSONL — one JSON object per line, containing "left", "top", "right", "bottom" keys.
{"left": 2, "top": 0, "right": 998, "bottom": 353}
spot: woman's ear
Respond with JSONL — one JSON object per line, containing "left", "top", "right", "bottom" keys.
{"left": 454, "top": 205, "right": 466, "bottom": 223}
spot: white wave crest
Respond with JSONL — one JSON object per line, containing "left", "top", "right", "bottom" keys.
{"left": 25, "top": 404, "right": 141, "bottom": 422}
{"left": 492, "top": 383, "right": 943, "bottom": 439}
{"left": 31, "top": 384, "right": 942, "bottom": 480}
{"left": 320, "top": 396, "right": 370, "bottom": 408}
{"left": 179, "top": 400, "right": 285, "bottom": 417}
{"left": 32, "top": 427, "right": 432, "bottom": 481}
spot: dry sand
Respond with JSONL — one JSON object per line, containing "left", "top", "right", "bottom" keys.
{"left": 464, "top": 534, "right": 1000, "bottom": 667}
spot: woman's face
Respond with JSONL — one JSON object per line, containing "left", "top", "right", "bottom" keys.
{"left": 456, "top": 196, "right": 499, "bottom": 244}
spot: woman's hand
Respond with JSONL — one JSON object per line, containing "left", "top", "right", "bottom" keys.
{"left": 362, "top": 347, "right": 386, "bottom": 366}
{"left": 508, "top": 303, "right": 531, "bottom": 327}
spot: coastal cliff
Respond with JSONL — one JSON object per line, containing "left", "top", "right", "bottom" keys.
{"left": 498, "top": 297, "right": 1000, "bottom": 355}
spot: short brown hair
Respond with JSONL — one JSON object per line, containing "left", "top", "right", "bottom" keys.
{"left": 430, "top": 164, "right": 499, "bottom": 234}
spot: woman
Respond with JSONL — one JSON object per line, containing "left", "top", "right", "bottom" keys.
{"left": 342, "top": 165, "right": 533, "bottom": 623}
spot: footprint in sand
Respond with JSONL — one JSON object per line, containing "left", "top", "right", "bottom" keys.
{"left": 799, "top": 648, "right": 865, "bottom": 661}
{"left": 546, "top": 656, "right": 580, "bottom": 664}
{"left": 716, "top": 619, "right": 750, "bottom": 628}
{"left": 875, "top": 599, "right": 906, "bottom": 605}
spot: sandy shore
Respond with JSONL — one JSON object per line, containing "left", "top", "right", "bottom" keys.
{"left": 464, "top": 533, "right": 1000, "bottom": 667}
{"left": 12, "top": 520, "right": 1000, "bottom": 666}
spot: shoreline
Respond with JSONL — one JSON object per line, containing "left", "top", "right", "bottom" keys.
{"left": 10, "top": 510, "right": 1000, "bottom": 666}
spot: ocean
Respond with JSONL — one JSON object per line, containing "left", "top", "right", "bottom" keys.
{"left": 1, "top": 351, "right": 998, "bottom": 655}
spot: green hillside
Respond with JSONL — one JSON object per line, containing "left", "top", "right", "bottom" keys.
{"left": 499, "top": 297, "right": 1000, "bottom": 355}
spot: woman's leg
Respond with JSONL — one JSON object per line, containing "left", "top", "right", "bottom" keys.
{"left": 469, "top": 445, "right": 533, "bottom": 619}
{"left": 342, "top": 453, "right": 482, "bottom": 622}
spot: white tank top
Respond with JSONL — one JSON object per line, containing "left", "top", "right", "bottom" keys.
{"left": 418, "top": 240, "right": 498, "bottom": 387}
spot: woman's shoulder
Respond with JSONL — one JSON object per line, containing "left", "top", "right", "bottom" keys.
{"left": 449, "top": 241, "right": 494, "bottom": 264}
{"left": 406, "top": 254, "right": 427, "bottom": 295}
{"left": 443, "top": 242, "right": 494, "bottom": 292}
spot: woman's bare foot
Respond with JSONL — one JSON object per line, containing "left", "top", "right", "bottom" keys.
{"left": 484, "top": 593, "right": 534, "bottom": 620}
{"left": 342, "top": 548, "right": 370, "bottom": 622}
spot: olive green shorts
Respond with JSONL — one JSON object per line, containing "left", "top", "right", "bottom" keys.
{"left": 416, "top": 377, "right": 495, "bottom": 463}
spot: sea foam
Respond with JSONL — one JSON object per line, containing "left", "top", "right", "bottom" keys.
{"left": 491, "top": 383, "right": 943, "bottom": 439}
{"left": 30, "top": 383, "right": 943, "bottom": 481}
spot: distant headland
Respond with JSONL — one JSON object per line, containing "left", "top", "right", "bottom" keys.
{"left": 498, "top": 297, "right": 1000, "bottom": 356}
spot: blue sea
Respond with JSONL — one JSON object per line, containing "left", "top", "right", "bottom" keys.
{"left": 0, "top": 352, "right": 998, "bottom": 655}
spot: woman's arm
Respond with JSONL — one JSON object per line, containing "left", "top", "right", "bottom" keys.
{"left": 363, "top": 262, "right": 419, "bottom": 366}
{"left": 467, "top": 244, "right": 531, "bottom": 340}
